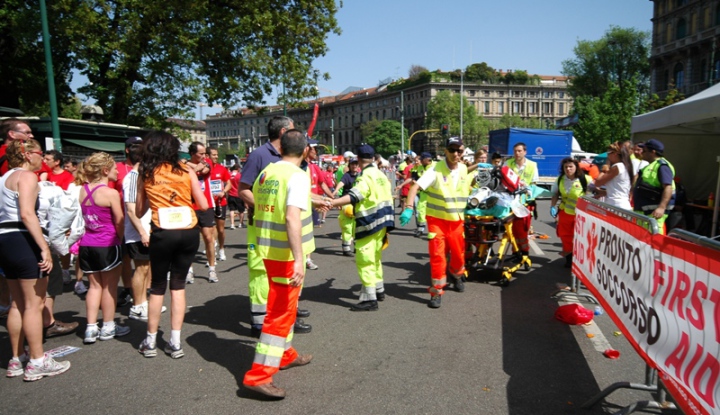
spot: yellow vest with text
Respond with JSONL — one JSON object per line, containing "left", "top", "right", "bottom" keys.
{"left": 253, "top": 162, "right": 315, "bottom": 261}
{"left": 506, "top": 158, "right": 538, "bottom": 184}
{"left": 425, "top": 161, "right": 471, "bottom": 221}
{"left": 558, "top": 175, "right": 591, "bottom": 215}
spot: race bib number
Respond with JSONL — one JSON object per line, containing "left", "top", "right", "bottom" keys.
{"left": 158, "top": 206, "right": 193, "bottom": 229}
{"left": 209, "top": 179, "right": 223, "bottom": 196}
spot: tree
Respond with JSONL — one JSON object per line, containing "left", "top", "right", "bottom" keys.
{"left": 464, "top": 62, "right": 499, "bottom": 83}
{"left": 425, "top": 90, "right": 489, "bottom": 150}
{"left": 365, "top": 120, "right": 405, "bottom": 157}
{"left": 0, "top": 1, "right": 78, "bottom": 115}
{"left": 360, "top": 119, "right": 382, "bottom": 139}
{"left": 3, "top": 0, "right": 341, "bottom": 127}
{"left": 562, "top": 26, "right": 651, "bottom": 98}
{"left": 408, "top": 64, "right": 428, "bottom": 80}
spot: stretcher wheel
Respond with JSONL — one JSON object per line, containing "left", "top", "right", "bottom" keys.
{"left": 523, "top": 262, "right": 530, "bottom": 272}
{"left": 499, "top": 277, "right": 510, "bottom": 287}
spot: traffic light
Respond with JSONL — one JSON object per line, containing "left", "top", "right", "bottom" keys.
{"left": 441, "top": 124, "right": 449, "bottom": 137}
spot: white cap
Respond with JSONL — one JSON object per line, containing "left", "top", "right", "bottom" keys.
{"left": 343, "top": 151, "right": 357, "bottom": 158}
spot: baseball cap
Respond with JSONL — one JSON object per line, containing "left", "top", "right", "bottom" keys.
{"left": 356, "top": 144, "right": 375, "bottom": 159}
{"left": 638, "top": 139, "right": 664, "bottom": 153}
{"left": 343, "top": 150, "right": 357, "bottom": 158}
{"left": 125, "top": 136, "right": 143, "bottom": 147}
{"left": 420, "top": 152, "right": 432, "bottom": 160}
{"left": 446, "top": 137, "right": 463, "bottom": 147}
{"left": 307, "top": 139, "right": 318, "bottom": 147}
{"left": 349, "top": 157, "right": 358, "bottom": 163}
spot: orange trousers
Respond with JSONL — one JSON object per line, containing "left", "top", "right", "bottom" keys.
{"left": 556, "top": 210, "right": 575, "bottom": 253}
{"left": 511, "top": 212, "right": 532, "bottom": 253}
{"left": 243, "top": 259, "right": 300, "bottom": 386}
{"left": 427, "top": 216, "right": 465, "bottom": 296}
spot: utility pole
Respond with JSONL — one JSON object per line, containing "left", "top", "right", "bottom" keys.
{"left": 40, "top": 0, "right": 60, "bottom": 150}
{"left": 331, "top": 118, "right": 335, "bottom": 154}
{"left": 400, "top": 90, "right": 405, "bottom": 155}
{"left": 460, "top": 71, "right": 464, "bottom": 140}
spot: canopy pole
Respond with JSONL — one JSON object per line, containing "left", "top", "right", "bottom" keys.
{"left": 712, "top": 155, "right": 720, "bottom": 238}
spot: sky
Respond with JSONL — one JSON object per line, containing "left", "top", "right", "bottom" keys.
{"left": 72, "top": 0, "right": 655, "bottom": 119}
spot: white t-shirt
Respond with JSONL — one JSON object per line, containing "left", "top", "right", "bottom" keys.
{"left": 632, "top": 158, "right": 649, "bottom": 176}
{"left": 604, "top": 162, "right": 632, "bottom": 210}
{"left": 415, "top": 161, "right": 461, "bottom": 190}
{"left": 282, "top": 162, "right": 310, "bottom": 211}
{"left": 123, "top": 170, "right": 152, "bottom": 243}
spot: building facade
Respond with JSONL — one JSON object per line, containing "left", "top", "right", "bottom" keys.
{"left": 206, "top": 74, "right": 572, "bottom": 156}
{"left": 650, "top": 0, "right": 720, "bottom": 97}
{"left": 166, "top": 118, "right": 207, "bottom": 145}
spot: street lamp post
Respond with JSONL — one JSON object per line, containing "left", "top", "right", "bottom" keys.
{"left": 460, "top": 71, "right": 464, "bottom": 141}
{"left": 400, "top": 90, "right": 405, "bottom": 155}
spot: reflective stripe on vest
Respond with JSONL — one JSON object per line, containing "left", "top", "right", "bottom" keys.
{"left": 638, "top": 158, "right": 675, "bottom": 212}
{"left": 506, "top": 158, "right": 537, "bottom": 184}
{"left": 425, "top": 161, "right": 470, "bottom": 221}
{"left": 253, "top": 162, "right": 315, "bottom": 261}
{"left": 557, "top": 175, "right": 587, "bottom": 215}
{"left": 349, "top": 165, "right": 395, "bottom": 240}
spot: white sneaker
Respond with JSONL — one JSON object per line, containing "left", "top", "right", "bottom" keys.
{"left": 129, "top": 305, "right": 148, "bottom": 322}
{"left": 186, "top": 268, "right": 194, "bottom": 284}
{"left": 306, "top": 259, "right": 319, "bottom": 270}
{"left": 208, "top": 270, "right": 218, "bottom": 283}
{"left": 230, "top": 225, "right": 236, "bottom": 230}
{"left": 218, "top": 249, "right": 226, "bottom": 261}
{"left": 74, "top": 281, "right": 88, "bottom": 295}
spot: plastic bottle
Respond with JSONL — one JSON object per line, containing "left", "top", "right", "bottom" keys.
{"left": 594, "top": 306, "right": 604, "bottom": 315}
{"left": 709, "top": 192, "right": 715, "bottom": 208}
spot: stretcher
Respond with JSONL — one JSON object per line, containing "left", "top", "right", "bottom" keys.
{"left": 463, "top": 166, "right": 535, "bottom": 285}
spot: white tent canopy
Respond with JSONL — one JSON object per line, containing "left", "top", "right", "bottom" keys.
{"left": 631, "top": 82, "right": 720, "bottom": 200}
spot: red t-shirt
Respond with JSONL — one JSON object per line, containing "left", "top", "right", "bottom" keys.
{"left": 401, "top": 164, "right": 414, "bottom": 197}
{"left": 309, "top": 162, "right": 325, "bottom": 196}
{"left": 228, "top": 170, "right": 241, "bottom": 197}
{"left": 47, "top": 169, "right": 75, "bottom": 190}
{"left": 208, "top": 162, "right": 231, "bottom": 207}
{"left": 0, "top": 144, "right": 8, "bottom": 175}
{"left": 193, "top": 157, "right": 215, "bottom": 210}
{"left": 108, "top": 161, "right": 134, "bottom": 200}
{"left": 35, "top": 161, "right": 52, "bottom": 181}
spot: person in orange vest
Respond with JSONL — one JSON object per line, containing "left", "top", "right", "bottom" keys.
{"left": 243, "top": 129, "right": 325, "bottom": 399}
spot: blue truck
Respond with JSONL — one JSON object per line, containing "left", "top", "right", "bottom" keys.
{"left": 488, "top": 128, "right": 583, "bottom": 191}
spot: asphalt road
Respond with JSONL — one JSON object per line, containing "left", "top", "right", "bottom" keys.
{"left": 0, "top": 200, "right": 677, "bottom": 415}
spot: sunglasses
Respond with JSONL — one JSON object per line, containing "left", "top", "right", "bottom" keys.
{"left": 446, "top": 147, "right": 464, "bottom": 154}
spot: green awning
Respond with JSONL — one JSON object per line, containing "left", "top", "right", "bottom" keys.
{"left": 63, "top": 138, "right": 125, "bottom": 153}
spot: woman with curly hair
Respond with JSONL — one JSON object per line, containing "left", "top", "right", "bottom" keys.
{"left": 0, "top": 139, "right": 71, "bottom": 381}
{"left": 550, "top": 157, "right": 591, "bottom": 267}
{"left": 135, "top": 131, "right": 207, "bottom": 359}
{"left": 78, "top": 152, "right": 129, "bottom": 343}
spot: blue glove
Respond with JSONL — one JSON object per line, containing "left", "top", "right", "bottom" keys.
{"left": 550, "top": 206, "right": 558, "bottom": 218}
{"left": 399, "top": 208, "right": 413, "bottom": 226}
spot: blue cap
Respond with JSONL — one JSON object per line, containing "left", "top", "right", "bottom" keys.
{"left": 356, "top": 144, "right": 375, "bottom": 159}
{"left": 420, "top": 152, "right": 432, "bottom": 160}
{"left": 446, "top": 136, "right": 463, "bottom": 147}
{"left": 307, "top": 139, "right": 318, "bottom": 147}
{"left": 125, "top": 136, "right": 142, "bottom": 147}
{"left": 639, "top": 139, "right": 664, "bottom": 153}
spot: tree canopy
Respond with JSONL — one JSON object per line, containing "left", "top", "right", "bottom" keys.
{"left": 1, "top": 0, "right": 341, "bottom": 127}
{"left": 364, "top": 120, "right": 405, "bottom": 157}
{"left": 425, "top": 90, "right": 489, "bottom": 150}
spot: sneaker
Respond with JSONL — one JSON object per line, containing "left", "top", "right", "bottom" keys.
{"left": 306, "top": 259, "right": 319, "bottom": 270}
{"left": 164, "top": 342, "right": 185, "bottom": 359}
{"left": 99, "top": 324, "right": 131, "bottom": 341}
{"left": 218, "top": 249, "right": 226, "bottom": 261}
{"left": 117, "top": 289, "right": 133, "bottom": 307}
{"left": 74, "top": 281, "right": 88, "bottom": 295}
{"left": 129, "top": 305, "right": 148, "bottom": 322}
{"left": 230, "top": 225, "right": 236, "bottom": 230}
{"left": 62, "top": 269, "right": 72, "bottom": 284}
{"left": 138, "top": 339, "right": 157, "bottom": 358}
{"left": 6, "top": 353, "right": 28, "bottom": 378}
{"left": 452, "top": 276, "right": 466, "bottom": 293}
{"left": 44, "top": 320, "right": 79, "bottom": 338}
{"left": 84, "top": 326, "right": 99, "bottom": 344}
{"left": 23, "top": 353, "right": 70, "bottom": 382}
{"left": 186, "top": 268, "right": 195, "bottom": 284}
{"left": 208, "top": 270, "right": 218, "bottom": 283}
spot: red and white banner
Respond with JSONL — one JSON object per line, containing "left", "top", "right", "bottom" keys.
{"left": 574, "top": 197, "right": 720, "bottom": 415}
{"left": 307, "top": 102, "right": 320, "bottom": 138}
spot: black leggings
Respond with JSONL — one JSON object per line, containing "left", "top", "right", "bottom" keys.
{"left": 149, "top": 227, "right": 200, "bottom": 295}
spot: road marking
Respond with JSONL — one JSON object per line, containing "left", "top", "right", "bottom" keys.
{"left": 528, "top": 238, "right": 544, "bottom": 256}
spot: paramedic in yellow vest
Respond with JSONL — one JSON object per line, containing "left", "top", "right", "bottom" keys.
{"left": 396, "top": 152, "right": 434, "bottom": 237}
{"left": 332, "top": 158, "right": 360, "bottom": 256}
{"left": 330, "top": 144, "right": 395, "bottom": 311}
{"left": 243, "top": 129, "right": 320, "bottom": 399}
{"left": 549, "top": 158, "right": 591, "bottom": 268}
{"left": 505, "top": 142, "right": 538, "bottom": 260}
{"left": 632, "top": 139, "right": 675, "bottom": 234}
{"left": 402, "top": 137, "right": 471, "bottom": 309}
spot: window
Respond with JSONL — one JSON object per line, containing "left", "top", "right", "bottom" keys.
{"left": 701, "top": 59, "right": 708, "bottom": 82}
{"left": 558, "top": 103, "right": 565, "bottom": 115}
{"left": 716, "top": 5, "right": 720, "bottom": 25}
{"left": 663, "top": 69, "right": 670, "bottom": 90}
{"left": 676, "top": 18, "right": 687, "bottom": 39}
{"left": 483, "top": 90, "right": 490, "bottom": 97}
{"left": 558, "top": 92, "right": 565, "bottom": 99}
{"left": 498, "top": 91, "right": 505, "bottom": 98}
{"left": 674, "top": 62, "right": 684, "bottom": 88}
{"left": 543, "top": 102, "right": 554, "bottom": 114}
{"left": 543, "top": 91, "right": 552, "bottom": 98}
{"left": 513, "top": 91, "right": 523, "bottom": 98}
{"left": 512, "top": 102, "right": 523, "bottom": 114}
{"left": 484, "top": 102, "right": 490, "bottom": 114}
{"left": 527, "top": 102, "right": 537, "bottom": 114}
{"left": 497, "top": 102, "right": 505, "bottom": 114}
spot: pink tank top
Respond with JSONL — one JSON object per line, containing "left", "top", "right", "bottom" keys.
{"left": 80, "top": 184, "right": 120, "bottom": 247}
